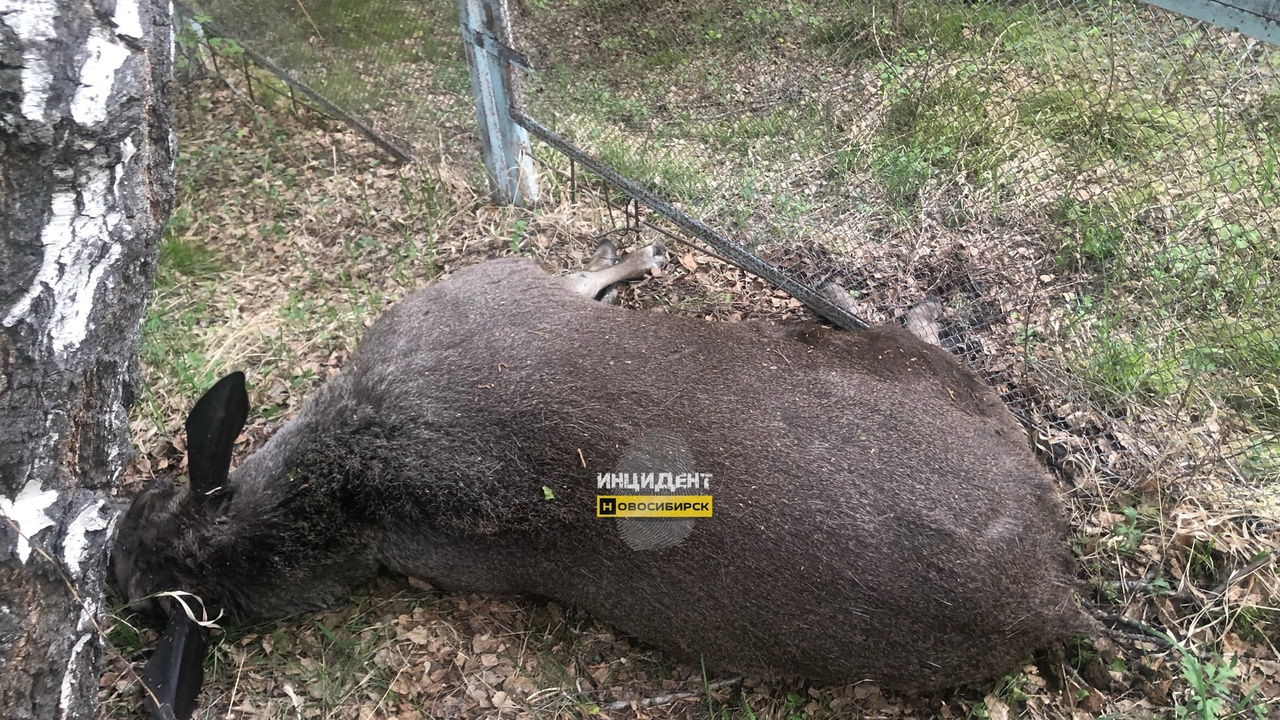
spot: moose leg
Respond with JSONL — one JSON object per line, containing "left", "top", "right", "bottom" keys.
{"left": 586, "top": 239, "right": 623, "bottom": 305}
{"left": 901, "top": 296, "right": 944, "bottom": 347}
{"left": 564, "top": 241, "right": 666, "bottom": 298}
{"left": 587, "top": 238, "right": 621, "bottom": 271}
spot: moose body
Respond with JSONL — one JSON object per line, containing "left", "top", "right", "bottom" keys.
{"left": 116, "top": 253, "right": 1087, "bottom": 694}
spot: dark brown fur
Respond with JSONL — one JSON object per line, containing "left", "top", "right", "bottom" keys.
{"left": 114, "top": 256, "right": 1090, "bottom": 691}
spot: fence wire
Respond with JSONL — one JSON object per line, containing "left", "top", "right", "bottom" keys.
{"left": 509, "top": 0, "right": 1280, "bottom": 512}
{"left": 186, "top": 0, "right": 475, "bottom": 160}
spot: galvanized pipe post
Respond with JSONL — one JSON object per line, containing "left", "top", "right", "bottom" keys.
{"left": 1140, "top": 0, "right": 1280, "bottom": 46}
{"left": 459, "top": 0, "right": 539, "bottom": 206}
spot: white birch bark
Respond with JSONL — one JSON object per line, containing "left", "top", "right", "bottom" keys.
{"left": 0, "top": 1, "right": 175, "bottom": 717}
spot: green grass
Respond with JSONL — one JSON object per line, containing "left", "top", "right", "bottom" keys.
{"left": 1048, "top": 178, "right": 1279, "bottom": 420}
{"left": 1078, "top": 319, "right": 1183, "bottom": 404}
{"left": 157, "top": 221, "right": 224, "bottom": 282}
{"left": 522, "top": 0, "right": 1279, "bottom": 444}
{"left": 1058, "top": 304, "right": 1280, "bottom": 429}
{"left": 566, "top": 0, "right": 823, "bottom": 56}
{"left": 572, "top": 80, "right": 653, "bottom": 126}
{"left": 1050, "top": 197, "right": 1125, "bottom": 269}
{"left": 815, "top": 0, "right": 1035, "bottom": 62}
{"left": 104, "top": 607, "right": 147, "bottom": 656}
{"left": 133, "top": 76, "right": 459, "bottom": 445}
{"left": 591, "top": 131, "right": 713, "bottom": 205}
{"left": 882, "top": 72, "right": 993, "bottom": 163}
{"left": 139, "top": 227, "right": 228, "bottom": 417}
{"left": 196, "top": 0, "right": 443, "bottom": 62}
{"left": 1258, "top": 92, "right": 1280, "bottom": 136}
{"left": 183, "top": 0, "right": 468, "bottom": 140}
{"left": 870, "top": 144, "right": 931, "bottom": 212}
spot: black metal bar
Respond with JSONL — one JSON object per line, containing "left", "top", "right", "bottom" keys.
{"left": 563, "top": 161, "right": 753, "bottom": 273}
{"left": 241, "top": 53, "right": 255, "bottom": 104}
{"left": 469, "top": 29, "right": 533, "bottom": 71}
{"left": 254, "top": 78, "right": 293, "bottom": 102}
{"left": 511, "top": 110, "right": 869, "bottom": 330}
{"left": 205, "top": 35, "right": 221, "bottom": 77}
{"left": 174, "top": 2, "right": 413, "bottom": 164}
{"left": 604, "top": 189, "right": 618, "bottom": 228}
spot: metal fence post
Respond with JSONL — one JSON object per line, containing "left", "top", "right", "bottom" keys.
{"left": 459, "top": 0, "right": 539, "bottom": 207}
{"left": 1140, "top": 0, "right": 1280, "bottom": 46}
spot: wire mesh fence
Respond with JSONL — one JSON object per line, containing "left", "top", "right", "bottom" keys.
{"left": 183, "top": 0, "right": 475, "bottom": 161}
{"left": 176, "top": 0, "right": 1278, "bottom": 511}
{"left": 512, "top": 0, "right": 1280, "bottom": 514}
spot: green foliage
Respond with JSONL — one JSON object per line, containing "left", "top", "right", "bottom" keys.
{"left": 578, "top": 82, "right": 652, "bottom": 126}
{"left": 1070, "top": 316, "right": 1182, "bottom": 404}
{"left": 140, "top": 295, "right": 220, "bottom": 404}
{"left": 1019, "top": 86, "right": 1180, "bottom": 163}
{"left": 508, "top": 219, "right": 530, "bottom": 252}
{"left": 1051, "top": 198, "right": 1123, "bottom": 269}
{"left": 816, "top": 0, "right": 1033, "bottom": 62}
{"left": 1128, "top": 627, "right": 1270, "bottom": 720}
{"left": 141, "top": 218, "right": 228, "bottom": 411}
{"left": 1240, "top": 442, "right": 1280, "bottom": 482}
{"left": 294, "top": 0, "right": 438, "bottom": 55}
{"left": 783, "top": 690, "right": 807, "bottom": 720}
{"left": 1232, "top": 601, "right": 1279, "bottom": 644}
{"left": 1108, "top": 506, "right": 1143, "bottom": 556}
{"left": 871, "top": 144, "right": 930, "bottom": 212}
{"left": 881, "top": 68, "right": 1002, "bottom": 178}
{"left": 158, "top": 223, "right": 224, "bottom": 284}
{"left": 1174, "top": 651, "right": 1237, "bottom": 720}
{"left": 175, "top": 15, "right": 244, "bottom": 65}
{"left": 105, "top": 610, "right": 146, "bottom": 655}
{"left": 592, "top": 133, "right": 710, "bottom": 204}
{"left": 1256, "top": 92, "right": 1280, "bottom": 143}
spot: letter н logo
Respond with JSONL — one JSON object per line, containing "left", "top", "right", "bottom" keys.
{"left": 598, "top": 496, "right": 617, "bottom": 516}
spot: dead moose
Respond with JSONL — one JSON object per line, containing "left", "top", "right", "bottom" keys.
{"left": 112, "top": 241, "right": 1091, "bottom": 719}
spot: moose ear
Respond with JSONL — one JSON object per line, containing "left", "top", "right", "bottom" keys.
{"left": 185, "top": 372, "right": 249, "bottom": 506}
{"left": 141, "top": 611, "right": 209, "bottom": 720}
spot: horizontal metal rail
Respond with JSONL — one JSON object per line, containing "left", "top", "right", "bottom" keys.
{"left": 510, "top": 110, "right": 869, "bottom": 331}
{"left": 174, "top": 2, "right": 413, "bottom": 164}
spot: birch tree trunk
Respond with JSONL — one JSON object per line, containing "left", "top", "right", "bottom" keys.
{"left": 0, "top": 1, "right": 174, "bottom": 718}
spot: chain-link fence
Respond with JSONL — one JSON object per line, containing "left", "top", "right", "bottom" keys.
{"left": 511, "top": 0, "right": 1279, "bottom": 516}
{"left": 177, "top": 0, "right": 1277, "bottom": 516}
{"left": 184, "top": 0, "right": 475, "bottom": 161}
